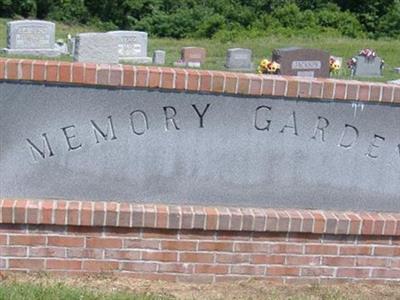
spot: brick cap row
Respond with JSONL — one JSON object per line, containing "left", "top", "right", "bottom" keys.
{"left": 0, "top": 58, "right": 399, "bottom": 104}
{"left": 0, "top": 199, "right": 399, "bottom": 236}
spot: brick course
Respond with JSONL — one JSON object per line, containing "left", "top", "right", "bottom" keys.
{"left": 0, "top": 199, "right": 399, "bottom": 283}
{"left": 0, "top": 58, "right": 399, "bottom": 103}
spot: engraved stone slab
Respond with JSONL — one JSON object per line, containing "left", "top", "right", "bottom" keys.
{"left": 181, "top": 47, "right": 206, "bottom": 64}
{"left": 354, "top": 56, "right": 383, "bottom": 77}
{"left": 74, "top": 33, "right": 119, "bottom": 64}
{"left": 272, "top": 47, "right": 330, "bottom": 78}
{"left": 108, "top": 31, "right": 151, "bottom": 64}
{"left": 1, "top": 81, "right": 399, "bottom": 212}
{"left": 2, "top": 20, "right": 61, "bottom": 57}
{"left": 225, "top": 48, "right": 253, "bottom": 71}
{"left": 153, "top": 50, "right": 166, "bottom": 65}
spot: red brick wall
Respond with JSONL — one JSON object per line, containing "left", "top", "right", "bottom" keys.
{"left": 0, "top": 200, "right": 399, "bottom": 283}
{"left": 0, "top": 59, "right": 399, "bottom": 283}
{"left": 0, "top": 58, "right": 399, "bottom": 103}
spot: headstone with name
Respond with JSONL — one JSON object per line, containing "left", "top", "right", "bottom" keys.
{"left": 272, "top": 47, "right": 330, "bottom": 78}
{"left": 225, "top": 48, "right": 253, "bottom": 71}
{"left": 153, "top": 50, "right": 166, "bottom": 65}
{"left": 108, "top": 31, "right": 151, "bottom": 64}
{"left": 353, "top": 56, "right": 383, "bottom": 77}
{"left": 74, "top": 33, "right": 119, "bottom": 64}
{"left": 1, "top": 20, "right": 61, "bottom": 57}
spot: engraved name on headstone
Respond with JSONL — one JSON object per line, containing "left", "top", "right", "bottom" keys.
{"left": 73, "top": 33, "right": 119, "bottom": 64}
{"left": 225, "top": 48, "right": 253, "bottom": 71}
{"left": 272, "top": 47, "right": 330, "bottom": 78}
{"left": 2, "top": 20, "right": 61, "bottom": 57}
{"left": 108, "top": 31, "right": 152, "bottom": 64}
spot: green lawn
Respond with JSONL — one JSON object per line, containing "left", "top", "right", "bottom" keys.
{"left": 0, "top": 282, "right": 171, "bottom": 300}
{"left": 0, "top": 18, "right": 399, "bottom": 82}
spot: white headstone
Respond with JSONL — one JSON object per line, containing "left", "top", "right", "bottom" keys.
{"left": 153, "top": 50, "right": 166, "bottom": 65}
{"left": 1, "top": 20, "right": 61, "bottom": 57}
{"left": 73, "top": 33, "right": 119, "bottom": 64}
{"left": 108, "top": 31, "right": 151, "bottom": 64}
{"left": 354, "top": 56, "right": 383, "bottom": 77}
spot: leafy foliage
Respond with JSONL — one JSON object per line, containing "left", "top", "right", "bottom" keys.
{"left": 0, "top": 0, "right": 398, "bottom": 39}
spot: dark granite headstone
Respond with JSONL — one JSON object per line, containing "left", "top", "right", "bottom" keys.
{"left": 1, "top": 81, "right": 399, "bottom": 212}
{"left": 272, "top": 47, "right": 330, "bottom": 78}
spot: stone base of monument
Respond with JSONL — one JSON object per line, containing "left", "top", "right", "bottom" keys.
{"left": 173, "top": 61, "right": 201, "bottom": 68}
{"left": 1, "top": 48, "right": 62, "bottom": 57}
{"left": 120, "top": 57, "right": 152, "bottom": 64}
{"left": 225, "top": 63, "right": 254, "bottom": 72}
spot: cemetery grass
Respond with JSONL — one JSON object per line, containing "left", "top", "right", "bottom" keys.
{"left": 1, "top": 273, "right": 400, "bottom": 300}
{"left": 0, "top": 18, "right": 399, "bottom": 83}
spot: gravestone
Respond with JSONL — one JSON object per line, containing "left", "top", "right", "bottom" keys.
{"left": 74, "top": 33, "right": 119, "bottom": 64}
{"left": 1, "top": 20, "right": 61, "bottom": 57}
{"left": 225, "top": 48, "right": 253, "bottom": 71}
{"left": 181, "top": 47, "right": 206, "bottom": 64}
{"left": 353, "top": 56, "right": 383, "bottom": 77}
{"left": 153, "top": 50, "right": 166, "bottom": 65}
{"left": 272, "top": 47, "right": 330, "bottom": 78}
{"left": 1, "top": 80, "right": 399, "bottom": 212}
{"left": 108, "top": 31, "right": 151, "bottom": 64}
{"left": 394, "top": 67, "right": 400, "bottom": 74}
{"left": 388, "top": 79, "right": 400, "bottom": 85}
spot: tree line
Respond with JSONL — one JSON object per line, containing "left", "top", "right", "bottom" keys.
{"left": 1, "top": 0, "right": 399, "bottom": 39}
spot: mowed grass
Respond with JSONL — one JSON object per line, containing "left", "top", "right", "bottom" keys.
{"left": 0, "top": 18, "right": 399, "bottom": 82}
{"left": 0, "top": 281, "right": 171, "bottom": 300}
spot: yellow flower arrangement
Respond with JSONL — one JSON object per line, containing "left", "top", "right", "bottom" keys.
{"left": 257, "top": 59, "right": 280, "bottom": 75}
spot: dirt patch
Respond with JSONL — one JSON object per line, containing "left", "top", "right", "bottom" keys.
{"left": 1, "top": 272, "right": 400, "bottom": 299}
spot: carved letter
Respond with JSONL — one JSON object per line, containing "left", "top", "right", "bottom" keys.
{"left": 366, "top": 134, "right": 385, "bottom": 159}
{"left": 280, "top": 111, "right": 298, "bottom": 136}
{"left": 26, "top": 133, "right": 54, "bottom": 162}
{"left": 91, "top": 116, "right": 117, "bottom": 144}
{"left": 163, "top": 106, "right": 180, "bottom": 130}
{"left": 338, "top": 124, "right": 359, "bottom": 149}
{"left": 254, "top": 105, "right": 272, "bottom": 131}
{"left": 61, "top": 125, "right": 82, "bottom": 151}
{"left": 311, "top": 116, "right": 329, "bottom": 142}
{"left": 192, "top": 103, "right": 211, "bottom": 128}
{"left": 130, "top": 110, "right": 149, "bottom": 135}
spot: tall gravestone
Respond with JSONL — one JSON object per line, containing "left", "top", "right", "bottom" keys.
{"left": 1, "top": 20, "right": 61, "bottom": 57}
{"left": 74, "top": 33, "right": 119, "bottom": 64}
{"left": 354, "top": 56, "right": 383, "bottom": 77}
{"left": 272, "top": 47, "right": 330, "bottom": 78}
{"left": 225, "top": 48, "right": 253, "bottom": 71}
{"left": 108, "top": 31, "right": 151, "bottom": 64}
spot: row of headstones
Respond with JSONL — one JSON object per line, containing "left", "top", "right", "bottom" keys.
{"left": 0, "top": 20, "right": 386, "bottom": 79}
